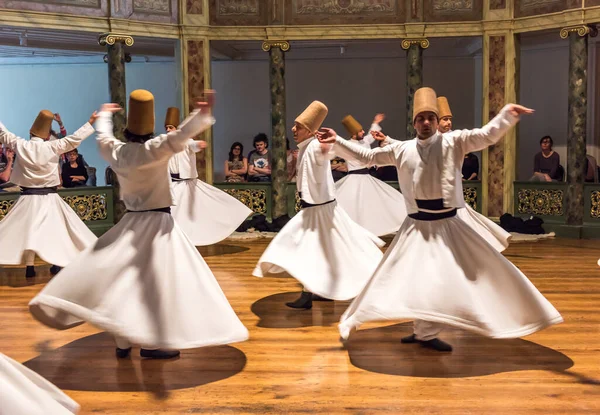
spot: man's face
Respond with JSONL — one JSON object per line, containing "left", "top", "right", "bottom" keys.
{"left": 292, "top": 122, "right": 312, "bottom": 143}
{"left": 414, "top": 112, "right": 439, "bottom": 139}
{"left": 438, "top": 116, "right": 452, "bottom": 133}
{"left": 355, "top": 129, "right": 365, "bottom": 140}
{"left": 255, "top": 140, "right": 267, "bottom": 153}
{"left": 166, "top": 125, "right": 177, "bottom": 133}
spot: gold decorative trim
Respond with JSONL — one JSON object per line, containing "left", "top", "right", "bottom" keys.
{"left": 517, "top": 189, "right": 564, "bottom": 216}
{"left": 261, "top": 40, "right": 290, "bottom": 52}
{"left": 463, "top": 187, "right": 477, "bottom": 210}
{"left": 559, "top": 25, "right": 598, "bottom": 39}
{"left": 591, "top": 191, "right": 600, "bottom": 219}
{"left": 0, "top": 194, "right": 108, "bottom": 221}
{"left": 223, "top": 189, "right": 267, "bottom": 214}
{"left": 401, "top": 38, "right": 429, "bottom": 49}
{"left": 295, "top": 191, "right": 301, "bottom": 213}
{"left": 98, "top": 33, "right": 135, "bottom": 47}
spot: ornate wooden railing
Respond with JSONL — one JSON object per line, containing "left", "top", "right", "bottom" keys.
{"left": 513, "top": 181, "right": 567, "bottom": 224}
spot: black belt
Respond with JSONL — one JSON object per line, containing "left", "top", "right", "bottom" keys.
{"left": 127, "top": 207, "right": 171, "bottom": 214}
{"left": 408, "top": 199, "right": 457, "bottom": 221}
{"left": 348, "top": 168, "right": 370, "bottom": 175}
{"left": 170, "top": 173, "right": 184, "bottom": 182}
{"left": 21, "top": 187, "right": 58, "bottom": 195}
{"left": 298, "top": 192, "right": 336, "bottom": 209}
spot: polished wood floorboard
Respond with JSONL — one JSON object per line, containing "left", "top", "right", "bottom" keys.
{"left": 0, "top": 238, "right": 599, "bottom": 414}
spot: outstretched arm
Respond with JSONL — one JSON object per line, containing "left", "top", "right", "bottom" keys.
{"left": 455, "top": 104, "right": 533, "bottom": 154}
{"left": 317, "top": 128, "right": 397, "bottom": 167}
{"left": 0, "top": 122, "right": 22, "bottom": 148}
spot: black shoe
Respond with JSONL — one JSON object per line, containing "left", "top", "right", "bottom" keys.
{"left": 311, "top": 293, "right": 333, "bottom": 302}
{"left": 116, "top": 347, "right": 132, "bottom": 358}
{"left": 25, "top": 266, "right": 36, "bottom": 278}
{"left": 140, "top": 349, "right": 180, "bottom": 359}
{"left": 50, "top": 265, "right": 62, "bottom": 275}
{"left": 420, "top": 338, "right": 453, "bottom": 352}
{"left": 400, "top": 334, "right": 417, "bottom": 344}
{"left": 286, "top": 291, "right": 313, "bottom": 309}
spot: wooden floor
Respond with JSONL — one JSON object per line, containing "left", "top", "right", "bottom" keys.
{"left": 1, "top": 237, "right": 599, "bottom": 414}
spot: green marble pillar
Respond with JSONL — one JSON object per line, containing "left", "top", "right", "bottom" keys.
{"left": 402, "top": 40, "right": 428, "bottom": 139}
{"left": 565, "top": 31, "right": 588, "bottom": 225}
{"left": 99, "top": 33, "right": 134, "bottom": 222}
{"left": 264, "top": 41, "right": 289, "bottom": 219}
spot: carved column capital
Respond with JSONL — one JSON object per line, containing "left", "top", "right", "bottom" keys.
{"left": 559, "top": 25, "right": 598, "bottom": 39}
{"left": 262, "top": 40, "right": 290, "bottom": 52}
{"left": 98, "top": 33, "right": 135, "bottom": 47}
{"left": 401, "top": 38, "right": 429, "bottom": 50}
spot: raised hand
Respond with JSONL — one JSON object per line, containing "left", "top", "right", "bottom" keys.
{"left": 371, "top": 130, "right": 386, "bottom": 141}
{"left": 507, "top": 104, "right": 534, "bottom": 117}
{"left": 53, "top": 113, "right": 62, "bottom": 123}
{"left": 197, "top": 140, "right": 208, "bottom": 149}
{"left": 373, "top": 113, "right": 385, "bottom": 124}
{"left": 196, "top": 90, "right": 216, "bottom": 113}
{"left": 316, "top": 127, "right": 337, "bottom": 144}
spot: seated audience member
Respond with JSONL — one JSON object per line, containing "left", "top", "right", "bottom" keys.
{"left": 287, "top": 138, "right": 298, "bottom": 182}
{"left": 331, "top": 156, "right": 348, "bottom": 182}
{"left": 531, "top": 135, "right": 560, "bottom": 182}
{"left": 61, "top": 149, "right": 88, "bottom": 188}
{"left": 462, "top": 152, "right": 479, "bottom": 180}
{"left": 0, "top": 145, "right": 19, "bottom": 192}
{"left": 248, "top": 133, "right": 271, "bottom": 182}
{"left": 225, "top": 141, "right": 248, "bottom": 183}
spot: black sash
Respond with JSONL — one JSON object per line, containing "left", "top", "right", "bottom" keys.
{"left": 408, "top": 199, "right": 457, "bottom": 221}
{"left": 21, "top": 187, "right": 58, "bottom": 196}
{"left": 298, "top": 192, "right": 336, "bottom": 209}
{"left": 127, "top": 207, "right": 171, "bottom": 214}
{"left": 170, "top": 173, "right": 184, "bottom": 182}
{"left": 347, "top": 168, "right": 370, "bottom": 175}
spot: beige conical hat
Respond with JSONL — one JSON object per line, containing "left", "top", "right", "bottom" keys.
{"left": 437, "top": 96, "right": 452, "bottom": 119}
{"left": 127, "top": 89, "right": 155, "bottom": 136}
{"left": 164, "top": 107, "right": 180, "bottom": 128}
{"left": 413, "top": 87, "right": 439, "bottom": 123}
{"left": 295, "top": 101, "right": 328, "bottom": 134}
{"left": 341, "top": 115, "right": 363, "bottom": 136}
{"left": 30, "top": 110, "right": 54, "bottom": 138}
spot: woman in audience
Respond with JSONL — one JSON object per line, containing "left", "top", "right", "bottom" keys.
{"left": 531, "top": 135, "right": 560, "bottom": 182}
{"left": 224, "top": 141, "right": 247, "bottom": 182}
{"left": 61, "top": 149, "right": 88, "bottom": 187}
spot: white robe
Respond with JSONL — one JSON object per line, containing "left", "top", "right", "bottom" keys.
{"left": 0, "top": 353, "right": 79, "bottom": 415}
{"left": 335, "top": 125, "right": 407, "bottom": 236}
{"left": 334, "top": 106, "right": 563, "bottom": 339}
{"left": 169, "top": 140, "right": 252, "bottom": 246}
{"left": 0, "top": 122, "right": 97, "bottom": 266}
{"left": 29, "top": 110, "right": 249, "bottom": 349}
{"left": 253, "top": 137, "right": 384, "bottom": 301}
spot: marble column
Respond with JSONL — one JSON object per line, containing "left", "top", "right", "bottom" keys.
{"left": 263, "top": 40, "right": 289, "bottom": 220}
{"left": 561, "top": 26, "right": 596, "bottom": 225}
{"left": 402, "top": 39, "right": 428, "bottom": 139}
{"left": 99, "top": 33, "right": 134, "bottom": 222}
{"left": 186, "top": 39, "right": 212, "bottom": 182}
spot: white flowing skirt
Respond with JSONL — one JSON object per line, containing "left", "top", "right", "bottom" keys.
{"left": 171, "top": 179, "right": 252, "bottom": 246}
{"left": 457, "top": 204, "right": 511, "bottom": 252}
{"left": 0, "top": 194, "right": 97, "bottom": 266}
{"left": 29, "top": 211, "right": 249, "bottom": 349}
{"left": 253, "top": 201, "right": 385, "bottom": 301}
{"left": 339, "top": 215, "right": 563, "bottom": 339}
{"left": 335, "top": 174, "right": 407, "bottom": 236}
{"left": 0, "top": 353, "right": 79, "bottom": 415}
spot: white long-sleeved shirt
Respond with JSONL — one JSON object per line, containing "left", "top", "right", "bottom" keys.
{"left": 95, "top": 110, "right": 215, "bottom": 211}
{"left": 295, "top": 137, "right": 336, "bottom": 205}
{"left": 168, "top": 140, "right": 203, "bottom": 179}
{"left": 333, "top": 105, "right": 518, "bottom": 214}
{"left": 345, "top": 123, "right": 379, "bottom": 171}
{"left": 0, "top": 122, "right": 94, "bottom": 188}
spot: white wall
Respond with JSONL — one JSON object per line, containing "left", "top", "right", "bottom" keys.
{"left": 211, "top": 55, "right": 480, "bottom": 180}
{"left": 0, "top": 61, "right": 177, "bottom": 185}
{"left": 518, "top": 43, "right": 569, "bottom": 180}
